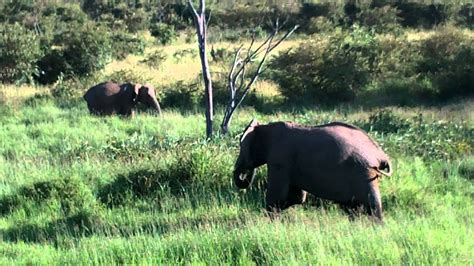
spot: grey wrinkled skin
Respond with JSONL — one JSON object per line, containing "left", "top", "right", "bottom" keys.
{"left": 83, "top": 82, "right": 162, "bottom": 116}
{"left": 234, "top": 120, "right": 392, "bottom": 222}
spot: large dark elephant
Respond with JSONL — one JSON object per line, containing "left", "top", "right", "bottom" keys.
{"left": 233, "top": 119, "right": 392, "bottom": 222}
{"left": 83, "top": 82, "right": 162, "bottom": 116}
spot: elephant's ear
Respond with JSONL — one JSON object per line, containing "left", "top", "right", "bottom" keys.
{"left": 143, "top": 84, "right": 156, "bottom": 96}
{"left": 239, "top": 119, "right": 259, "bottom": 165}
{"left": 240, "top": 119, "right": 259, "bottom": 143}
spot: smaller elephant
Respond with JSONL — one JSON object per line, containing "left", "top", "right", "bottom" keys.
{"left": 83, "top": 82, "right": 162, "bottom": 116}
{"left": 233, "top": 119, "right": 392, "bottom": 222}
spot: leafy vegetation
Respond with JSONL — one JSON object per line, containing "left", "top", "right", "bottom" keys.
{"left": 0, "top": 23, "right": 43, "bottom": 84}
{"left": 0, "top": 0, "right": 473, "bottom": 264}
{"left": 270, "top": 25, "right": 473, "bottom": 103}
{"left": 0, "top": 98, "right": 472, "bottom": 264}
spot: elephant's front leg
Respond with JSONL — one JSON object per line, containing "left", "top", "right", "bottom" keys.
{"left": 265, "top": 164, "right": 291, "bottom": 215}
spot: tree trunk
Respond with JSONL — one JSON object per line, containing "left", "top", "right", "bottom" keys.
{"left": 189, "top": 0, "right": 213, "bottom": 139}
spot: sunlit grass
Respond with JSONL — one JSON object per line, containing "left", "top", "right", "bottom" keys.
{"left": 0, "top": 28, "right": 473, "bottom": 264}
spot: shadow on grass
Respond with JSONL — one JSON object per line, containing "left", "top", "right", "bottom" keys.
{"left": 98, "top": 167, "right": 193, "bottom": 207}
{"left": 0, "top": 178, "right": 92, "bottom": 217}
{"left": 1, "top": 210, "right": 101, "bottom": 244}
{"left": 0, "top": 208, "right": 253, "bottom": 245}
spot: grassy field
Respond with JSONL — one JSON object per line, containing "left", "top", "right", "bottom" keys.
{"left": 0, "top": 33, "right": 473, "bottom": 264}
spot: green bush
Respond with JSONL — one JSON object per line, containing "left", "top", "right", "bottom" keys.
{"left": 356, "top": 5, "right": 401, "bottom": 33}
{"left": 105, "top": 69, "right": 151, "bottom": 85}
{"left": 394, "top": 3, "right": 447, "bottom": 28}
{"left": 35, "top": 50, "right": 68, "bottom": 84}
{"left": 363, "top": 109, "right": 411, "bottom": 134}
{"left": 150, "top": 23, "right": 177, "bottom": 45}
{"left": 50, "top": 75, "right": 83, "bottom": 100}
{"left": 306, "top": 16, "right": 336, "bottom": 34}
{"left": 59, "top": 22, "right": 113, "bottom": 76}
{"left": 457, "top": 4, "right": 474, "bottom": 29}
{"left": 122, "top": 7, "right": 150, "bottom": 33}
{"left": 52, "top": 3, "right": 88, "bottom": 24}
{"left": 374, "top": 35, "right": 419, "bottom": 79}
{"left": 161, "top": 80, "right": 202, "bottom": 109}
{"left": 270, "top": 27, "right": 378, "bottom": 103}
{"left": 210, "top": 47, "right": 233, "bottom": 62}
{"left": 0, "top": 23, "right": 43, "bottom": 84}
{"left": 110, "top": 31, "right": 146, "bottom": 60}
{"left": 416, "top": 26, "right": 474, "bottom": 99}
{"left": 141, "top": 50, "right": 168, "bottom": 69}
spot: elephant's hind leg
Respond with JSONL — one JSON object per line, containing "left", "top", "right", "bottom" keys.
{"left": 367, "top": 179, "right": 383, "bottom": 223}
{"left": 353, "top": 170, "right": 383, "bottom": 223}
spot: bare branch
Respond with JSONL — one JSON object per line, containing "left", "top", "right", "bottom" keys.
{"left": 188, "top": 0, "right": 199, "bottom": 19}
{"left": 199, "top": 0, "right": 205, "bottom": 15}
{"left": 221, "top": 20, "right": 298, "bottom": 134}
{"left": 206, "top": 10, "right": 212, "bottom": 28}
{"left": 267, "top": 25, "right": 299, "bottom": 52}
{"left": 228, "top": 46, "right": 243, "bottom": 93}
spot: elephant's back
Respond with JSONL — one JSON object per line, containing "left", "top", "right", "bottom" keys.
{"left": 83, "top": 82, "right": 121, "bottom": 105}
{"left": 322, "top": 124, "right": 389, "bottom": 167}
{"left": 85, "top": 82, "right": 121, "bottom": 98}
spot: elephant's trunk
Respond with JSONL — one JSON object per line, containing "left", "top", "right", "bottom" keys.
{"left": 233, "top": 168, "right": 256, "bottom": 189}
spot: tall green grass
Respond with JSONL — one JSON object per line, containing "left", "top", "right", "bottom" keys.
{"left": 0, "top": 98, "right": 472, "bottom": 264}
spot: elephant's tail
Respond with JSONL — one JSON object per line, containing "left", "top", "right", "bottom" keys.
{"left": 375, "top": 159, "right": 392, "bottom": 178}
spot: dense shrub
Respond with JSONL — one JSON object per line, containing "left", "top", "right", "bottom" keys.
{"left": 374, "top": 35, "right": 419, "bottom": 78}
{"left": 394, "top": 3, "right": 447, "bottom": 28}
{"left": 150, "top": 3, "right": 192, "bottom": 31}
{"left": 50, "top": 3, "right": 88, "bottom": 24}
{"left": 110, "top": 31, "right": 146, "bottom": 60}
{"left": 59, "top": 22, "right": 113, "bottom": 76}
{"left": 457, "top": 4, "right": 474, "bottom": 29}
{"left": 306, "top": 16, "right": 336, "bottom": 34}
{"left": 50, "top": 75, "right": 84, "bottom": 99}
{"left": 417, "top": 26, "right": 474, "bottom": 98}
{"left": 270, "top": 27, "right": 378, "bottom": 102}
{"left": 122, "top": 7, "right": 150, "bottom": 33}
{"left": 356, "top": 5, "right": 401, "bottom": 33}
{"left": 161, "top": 80, "right": 202, "bottom": 109}
{"left": 0, "top": 2, "right": 38, "bottom": 25}
{"left": 37, "top": 22, "right": 112, "bottom": 84}
{"left": 363, "top": 109, "right": 411, "bottom": 134}
{"left": 300, "top": 3, "right": 332, "bottom": 19}
{"left": 270, "top": 24, "right": 472, "bottom": 104}
{"left": 35, "top": 50, "right": 68, "bottom": 84}
{"left": 105, "top": 69, "right": 151, "bottom": 85}
{"left": 141, "top": 50, "right": 168, "bottom": 68}
{"left": 0, "top": 23, "right": 43, "bottom": 84}
{"left": 150, "top": 23, "right": 177, "bottom": 45}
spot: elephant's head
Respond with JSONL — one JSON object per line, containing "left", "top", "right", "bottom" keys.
{"left": 131, "top": 83, "right": 162, "bottom": 114}
{"left": 233, "top": 119, "right": 262, "bottom": 189}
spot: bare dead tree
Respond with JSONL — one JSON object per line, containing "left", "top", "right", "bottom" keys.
{"left": 188, "top": 0, "right": 213, "bottom": 139}
{"left": 220, "top": 21, "right": 299, "bottom": 134}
